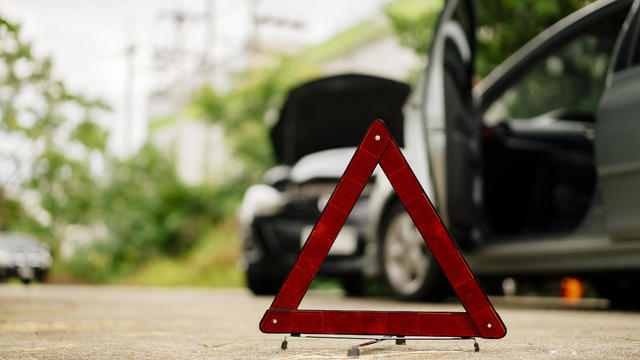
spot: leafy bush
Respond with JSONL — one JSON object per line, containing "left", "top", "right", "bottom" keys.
{"left": 385, "top": 0, "right": 596, "bottom": 77}
{"left": 0, "top": 16, "right": 244, "bottom": 283}
{"left": 62, "top": 145, "right": 243, "bottom": 281}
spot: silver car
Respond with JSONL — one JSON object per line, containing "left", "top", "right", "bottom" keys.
{"left": 367, "top": 0, "right": 640, "bottom": 307}
{"left": 0, "top": 232, "right": 52, "bottom": 283}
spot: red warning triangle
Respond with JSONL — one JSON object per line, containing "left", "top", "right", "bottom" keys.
{"left": 260, "top": 120, "right": 506, "bottom": 338}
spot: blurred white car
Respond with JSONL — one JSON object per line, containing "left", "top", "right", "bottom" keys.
{"left": 0, "top": 232, "right": 52, "bottom": 283}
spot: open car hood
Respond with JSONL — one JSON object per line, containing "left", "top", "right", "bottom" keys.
{"left": 270, "top": 74, "right": 410, "bottom": 165}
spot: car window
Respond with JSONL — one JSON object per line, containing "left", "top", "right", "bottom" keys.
{"left": 484, "top": 31, "right": 619, "bottom": 124}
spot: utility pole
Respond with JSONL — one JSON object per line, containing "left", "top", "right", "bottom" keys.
{"left": 150, "top": 1, "right": 219, "bottom": 183}
{"left": 248, "top": 0, "right": 259, "bottom": 54}
{"left": 123, "top": 42, "right": 136, "bottom": 156}
{"left": 202, "top": 0, "right": 215, "bottom": 183}
{"left": 154, "top": 5, "right": 214, "bottom": 109}
{"left": 247, "top": 0, "right": 305, "bottom": 57}
{"left": 201, "top": 0, "right": 215, "bottom": 78}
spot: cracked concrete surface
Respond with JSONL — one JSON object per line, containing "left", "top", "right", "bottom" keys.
{"left": 0, "top": 285, "right": 639, "bottom": 359}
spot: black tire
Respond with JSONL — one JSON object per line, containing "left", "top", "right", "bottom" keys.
{"left": 593, "top": 276, "right": 640, "bottom": 309}
{"left": 379, "top": 201, "right": 446, "bottom": 301}
{"left": 340, "top": 273, "right": 366, "bottom": 297}
{"left": 478, "top": 277, "right": 506, "bottom": 296}
{"left": 35, "top": 269, "right": 49, "bottom": 283}
{"left": 246, "top": 266, "right": 285, "bottom": 296}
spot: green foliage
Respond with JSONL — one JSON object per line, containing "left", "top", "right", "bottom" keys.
{"left": 60, "top": 145, "right": 243, "bottom": 282}
{"left": 1, "top": 16, "right": 242, "bottom": 284}
{"left": 30, "top": 148, "right": 100, "bottom": 226}
{"left": 475, "top": 0, "right": 596, "bottom": 77}
{"left": 121, "top": 221, "right": 243, "bottom": 287}
{"left": 0, "top": 17, "right": 107, "bottom": 237}
{"left": 489, "top": 33, "right": 613, "bottom": 123}
{"left": 385, "top": 0, "right": 596, "bottom": 78}
{"left": 105, "top": 145, "right": 239, "bottom": 254}
{"left": 190, "top": 57, "right": 321, "bottom": 184}
{"left": 385, "top": 0, "right": 443, "bottom": 56}
{"left": 0, "top": 197, "right": 49, "bottom": 238}
{"left": 71, "top": 120, "right": 108, "bottom": 151}
{"left": 63, "top": 243, "right": 114, "bottom": 283}
{"left": 0, "top": 22, "right": 108, "bottom": 140}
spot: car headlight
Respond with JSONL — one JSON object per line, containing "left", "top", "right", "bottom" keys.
{"left": 239, "top": 184, "right": 285, "bottom": 226}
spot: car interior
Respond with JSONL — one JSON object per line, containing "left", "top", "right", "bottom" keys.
{"left": 478, "top": 6, "right": 630, "bottom": 238}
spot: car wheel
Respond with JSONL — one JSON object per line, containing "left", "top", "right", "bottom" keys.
{"left": 35, "top": 269, "right": 49, "bottom": 283}
{"left": 246, "top": 266, "right": 285, "bottom": 296}
{"left": 340, "top": 273, "right": 366, "bottom": 297}
{"left": 593, "top": 276, "right": 639, "bottom": 309}
{"left": 380, "top": 202, "right": 445, "bottom": 301}
{"left": 17, "top": 266, "right": 34, "bottom": 285}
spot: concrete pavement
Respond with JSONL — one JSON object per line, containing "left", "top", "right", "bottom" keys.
{"left": 0, "top": 284, "right": 639, "bottom": 359}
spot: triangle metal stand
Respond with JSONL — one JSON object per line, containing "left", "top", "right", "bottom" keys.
{"left": 280, "top": 334, "right": 480, "bottom": 356}
{"left": 260, "top": 120, "right": 506, "bottom": 355}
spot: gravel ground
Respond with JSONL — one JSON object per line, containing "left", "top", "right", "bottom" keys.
{"left": 0, "top": 284, "right": 639, "bottom": 359}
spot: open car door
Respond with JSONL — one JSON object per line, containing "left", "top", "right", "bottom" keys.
{"left": 596, "top": 0, "right": 640, "bottom": 241}
{"left": 374, "top": 0, "right": 478, "bottom": 301}
{"left": 414, "top": 0, "right": 478, "bottom": 245}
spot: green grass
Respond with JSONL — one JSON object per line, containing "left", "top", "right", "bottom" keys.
{"left": 121, "top": 221, "right": 244, "bottom": 287}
